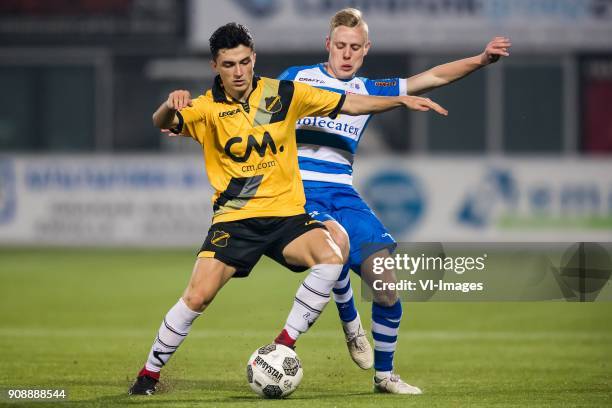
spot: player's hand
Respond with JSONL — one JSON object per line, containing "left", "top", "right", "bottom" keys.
{"left": 401, "top": 95, "right": 448, "bottom": 116}
{"left": 160, "top": 129, "right": 182, "bottom": 137}
{"left": 166, "top": 90, "right": 193, "bottom": 111}
{"left": 481, "top": 36, "right": 511, "bottom": 65}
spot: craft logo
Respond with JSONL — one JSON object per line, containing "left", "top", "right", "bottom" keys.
{"left": 298, "top": 77, "right": 325, "bottom": 84}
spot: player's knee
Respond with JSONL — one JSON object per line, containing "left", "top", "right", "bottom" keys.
{"left": 182, "top": 292, "right": 214, "bottom": 313}
{"left": 373, "top": 289, "right": 399, "bottom": 308}
{"left": 333, "top": 232, "right": 350, "bottom": 264}
{"left": 310, "top": 229, "right": 344, "bottom": 266}
{"left": 327, "top": 224, "right": 350, "bottom": 263}
{"left": 316, "top": 244, "right": 344, "bottom": 266}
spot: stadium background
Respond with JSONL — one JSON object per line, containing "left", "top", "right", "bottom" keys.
{"left": 0, "top": 1, "right": 610, "bottom": 406}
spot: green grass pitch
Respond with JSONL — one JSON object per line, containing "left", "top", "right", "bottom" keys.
{"left": 0, "top": 248, "right": 610, "bottom": 407}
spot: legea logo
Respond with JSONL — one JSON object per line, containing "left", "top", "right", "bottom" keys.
{"left": 232, "top": 0, "right": 280, "bottom": 18}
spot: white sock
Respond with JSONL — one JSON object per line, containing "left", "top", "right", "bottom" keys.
{"left": 342, "top": 312, "right": 361, "bottom": 333}
{"left": 376, "top": 370, "right": 392, "bottom": 378}
{"left": 283, "top": 264, "right": 343, "bottom": 340}
{"left": 144, "top": 298, "right": 201, "bottom": 372}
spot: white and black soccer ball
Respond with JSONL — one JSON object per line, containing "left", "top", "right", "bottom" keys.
{"left": 246, "top": 343, "right": 303, "bottom": 398}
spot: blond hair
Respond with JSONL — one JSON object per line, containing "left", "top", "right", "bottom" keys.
{"left": 329, "top": 8, "right": 369, "bottom": 37}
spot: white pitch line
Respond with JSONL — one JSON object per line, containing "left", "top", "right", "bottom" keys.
{"left": 0, "top": 328, "right": 610, "bottom": 341}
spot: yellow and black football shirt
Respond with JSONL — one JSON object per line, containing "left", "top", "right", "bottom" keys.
{"left": 173, "top": 75, "right": 345, "bottom": 223}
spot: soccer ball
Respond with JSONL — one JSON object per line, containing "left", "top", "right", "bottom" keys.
{"left": 246, "top": 343, "right": 303, "bottom": 398}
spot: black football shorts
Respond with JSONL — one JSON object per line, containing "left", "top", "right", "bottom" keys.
{"left": 197, "top": 213, "right": 326, "bottom": 277}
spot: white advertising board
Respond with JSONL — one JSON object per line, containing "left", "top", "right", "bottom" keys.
{"left": 1, "top": 155, "right": 611, "bottom": 246}
{"left": 189, "top": 0, "right": 612, "bottom": 52}
{"left": 0, "top": 156, "right": 214, "bottom": 247}
{"left": 353, "top": 157, "right": 612, "bottom": 242}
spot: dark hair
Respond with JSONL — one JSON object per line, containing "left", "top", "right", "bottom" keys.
{"left": 209, "top": 23, "right": 254, "bottom": 59}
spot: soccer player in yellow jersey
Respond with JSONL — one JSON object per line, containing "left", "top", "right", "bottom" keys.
{"left": 128, "top": 22, "right": 447, "bottom": 395}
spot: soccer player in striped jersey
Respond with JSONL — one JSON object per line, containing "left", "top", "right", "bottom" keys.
{"left": 277, "top": 8, "right": 511, "bottom": 394}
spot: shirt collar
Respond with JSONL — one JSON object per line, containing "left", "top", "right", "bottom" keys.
{"left": 211, "top": 75, "right": 261, "bottom": 103}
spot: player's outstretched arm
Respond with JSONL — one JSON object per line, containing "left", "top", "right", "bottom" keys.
{"left": 152, "top": 90, "right": 193, "bottom": 129}
{"left": 406, "top": 36, "right": 511, "bottom": 96}
{"left": 341, "top": 94, "right": 448, "bottom": 116}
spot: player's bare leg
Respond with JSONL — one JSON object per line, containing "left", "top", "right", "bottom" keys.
{"left": 324, "top": 220, "right": 373, "bottom": 369}
{"left": 182, "top": 257, "right": 236, "bottom": 312}
{"left": 129, "top": 258, "right": 236, "bottom": 395}
{"left": 323, "top": 220, "right": 350, "bottom": 262}
{"left": 274, "top": 228, "right": 345, "bottom": 347}
{"left": 361, "top": 250, "right": 422, "bottom": 395}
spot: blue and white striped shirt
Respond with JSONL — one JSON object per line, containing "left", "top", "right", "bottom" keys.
{"left": 279, "top": 63, "right": 406, "bottom": 186}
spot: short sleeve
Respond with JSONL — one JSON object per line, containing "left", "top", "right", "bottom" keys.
{"left": 363, "top": 78, "right": 407, "bottom": 96}
{"left": 292, "top": 81, "right": 345, "bottom": 120}
{"left": 277, "top": 66, "right": 300, "bottom": 81}
{"left": 170, "top": 95, "right": 210, "bottom": 144}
